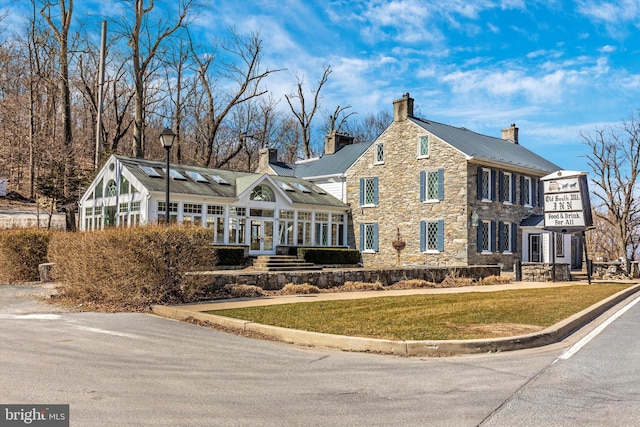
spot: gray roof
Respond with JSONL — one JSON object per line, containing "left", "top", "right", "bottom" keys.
{"left": 115, "top": 155, "right": 348, "bottom": 208}
{"left": 520, "top": 214, "right": 544, "bottom": 227}
{"left": 410, "top": 117, "right": 561, "bottom": 173}
{"left": 271, "top": 141, "right": 373, "bottom": 179}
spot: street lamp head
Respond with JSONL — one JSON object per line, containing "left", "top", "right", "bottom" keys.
{"left": 159, "top": 127, "right": 176, "bottom": 149}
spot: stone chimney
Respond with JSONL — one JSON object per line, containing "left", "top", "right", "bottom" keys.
{"left": 501, "top": 123, "right": 519, "bottom": 144}
{"left": 324, "top": 130, "right": 355, "bottom": 155}
{"left": 392, "top": 93, "right": 414, "bottom": 122}
{"left": 257, "top": 148, "right": 278, "bottom": 173}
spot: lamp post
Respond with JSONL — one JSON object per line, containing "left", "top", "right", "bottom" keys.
{"left": 159, "top": 127, "right": 176, "bottom": 226}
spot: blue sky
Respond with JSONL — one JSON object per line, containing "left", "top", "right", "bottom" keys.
{"left": 2, "top": 0, "right": 640, "bottom": 172}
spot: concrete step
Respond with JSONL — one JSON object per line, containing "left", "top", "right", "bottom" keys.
{"left": 252, "top": 255, "right": 321, "bottom": 272}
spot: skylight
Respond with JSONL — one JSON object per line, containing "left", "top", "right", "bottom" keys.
{"left": 209, "top": 174, "right": 230, "bottom": 185}
{"left": 292, "top": 182, "right": 312, "bottom": 193}
{"left": 139, "top": 165, "right": 161, "bottom": 177}
{"left": 277, "top": 181, "right": 295, "bottom": 191}
{"left": 186, "top": 171, "right": 209, "bottom": 183}
{"left": 165, "top": 169, "right": 187, "bottom": 181}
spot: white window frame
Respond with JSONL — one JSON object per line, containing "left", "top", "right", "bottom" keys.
{"left": 555, "top": 233, "right": 564, "bottom": 257}
{"left": 481, "top": 220, "right": 492, "bottom": 253}
{"left": 425, "top": 221, "right": 440, "bottom": 253}
{"left": 374, "top": 143, "right": 384, "bottom": 164}
{"left": 481, "top": 168, "right": 492, "bottom": 201}
{"left": 523, "top": 176, "right": 532, "bottom": 206}
{"left": 502, "top": 172, "right": 512, "bottom": 204}
{"left": 425, "top": 170, "right": 439, "bottom": 202}
{"left": 502, "top": 222, "right": 512, "bottom": 254}
{"left": 417, "top": 135, "right": 429, "bottom": 158}
{"left": 362, "top": 223, "right": 377, "bottom": 253}
{"left": 361, "top": 177, "right": 378, "bottom": 207}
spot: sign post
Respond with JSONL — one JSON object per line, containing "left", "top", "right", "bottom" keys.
{"left": 541, "top": 171, "right": 594, "bottom": 283}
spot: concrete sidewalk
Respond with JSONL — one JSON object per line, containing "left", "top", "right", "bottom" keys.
{"left": 152, "top": 280, "right": 640, "bottom": 357}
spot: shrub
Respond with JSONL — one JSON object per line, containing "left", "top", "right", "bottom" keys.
{"left": 213, "top": 246, "right": 246, "bottom": 266}
{"left": 221, "top": 284, "right": 264, "bottom": 298}
{"left": 48, "top": 225, "right": 216, "bottom": 311}
{"left": 440, "top": 272, "right": 475, "bottom": 288}
{"left": 387, "top": 279, "right": 438, "bottom": 289}
{"left": 334, "top": 281, "right": 384, "bottom": 292}
{"left": 0, "top": 229, "right": 53, "bottom": 283}
{"left": 478, "top": 275, "right": 511, "bottom": 286}
{"left": 279, "top": 283, "right": 320, "bottom": 295}
{"left": 294, "top": 248, "right": 361, "bottom": 265}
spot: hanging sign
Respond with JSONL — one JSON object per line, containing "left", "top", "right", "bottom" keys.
{"left": 541, "top": 171, "right": 593, "bottom": 233}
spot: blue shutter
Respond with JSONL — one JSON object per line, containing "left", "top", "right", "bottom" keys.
{"left": 437, "top": 220, "right": 444, "bottom": 251}
{"left": 373, "top": 223, "right": 379, "bottom": 252}
{"left": 373, "top": 177, "right": 379, "bottom": 205}
{"left": 519, "top": 175, "right": 525, "bottom": 205}
{"left": 477, "top": 220, "right": 483, "bottom": 252}
{"left": 498, "top": 171, "right": 504, "bottom": 202}
{"left": 477, "top": 166, "right": 483, "bottom": 200}
{"left": 437, "top": 168, "right": 444, "bottom": 201}
{"left": 420, "top": 221, "right": 426, "bottom": 252}
{"left": 511, "top": 222, "right": 518, "bottom": 253}
{"left": 419, "top": 171, "right": 426, "bottom": 202}
{"left": 498, "top": 221, "right": 505, "bottom": 252}
{"left": 359, "top": 178, "right": 364, "bottom": 206}
{"left": 490, "top": 221, "right": 497, "bottom": 252}
{"left": 490, "top": 169, "right": 496, "bottom": 201}
{"left": 511, "top": 173, "right": 517, "bottom": 203}
{"left": 359, "top": 223, "right": 364, "bottom": 250}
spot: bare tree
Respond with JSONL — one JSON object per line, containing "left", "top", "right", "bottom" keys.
{"left": 120, "top": 0, "right": 193, "bottom": 158}
{"left": 188, "top": 29, "right": 282, "bottom": 168}
{"left": 326, "top": 105, "right": 356, "bottom": 134}
{"left": 285, "top": 65, "right": 331, "bottom": 159}
{"left": 40, "top": 0, "right": 73, "bottom": 200}
{"left": 582, "top": 111, "right": 640, "bottom": 263}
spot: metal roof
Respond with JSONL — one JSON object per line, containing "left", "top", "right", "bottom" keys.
{"left": 520, "top": 214, "right": 544, "bottom": 227}
{"left": 115, "top": 155, "right": 348, "bottom": 208}
{"left": 409, "top": 117, "right": 561, "bottom": 173}
{"left": 271, "top": 141, "right": 373, "bottom": 179}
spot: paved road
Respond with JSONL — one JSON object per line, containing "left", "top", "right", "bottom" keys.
{"left": 0, "top": 284, "right": 638, "bottom": 426}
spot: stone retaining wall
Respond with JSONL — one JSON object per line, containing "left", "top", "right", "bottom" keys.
{"left": 182, "top": 265, "right": 501, "bottom": 293}
{"left": 521, "top": 263, "right": 570, "bottom": 282}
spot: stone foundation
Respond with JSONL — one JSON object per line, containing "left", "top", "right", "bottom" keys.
{"left": 183, "top": 265, "right": 501, "bottom": 294}
{"left": 521, "top": 263, "right": 570, "bottom": 282}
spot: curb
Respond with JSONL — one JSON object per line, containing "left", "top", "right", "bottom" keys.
{"left": 152, "top": 284, "right": 640, "bottom": 357}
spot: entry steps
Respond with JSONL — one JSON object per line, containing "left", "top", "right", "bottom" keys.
{"left": 251, "top": 255, "right": 321, "bottom": 272}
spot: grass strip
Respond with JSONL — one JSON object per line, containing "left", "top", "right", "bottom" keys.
{"left": 210, "top": 284, "right": 632, "bottom": 340}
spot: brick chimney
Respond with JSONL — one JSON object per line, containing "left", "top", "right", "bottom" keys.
{"left": 257, "top": 148, "right": 278, "bottom": 173}
{"left": 392, "top": 93, "right": 414, "bottom": 122}
{"left": 501, "top": 123, "right": 519, "bottom": 144}
{"left": 324, "top": 130, "right": 355, "bottom": 155}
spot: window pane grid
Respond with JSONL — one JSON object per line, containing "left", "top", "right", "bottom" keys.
{"left": 364, "top": 178, "right": 375, "bottom": 204}
{"left": 427, "top": 171, "right": 438, "bottom": 200}
{"left": 502, "top": 173, "right": 511, "bottom": 202}
{"left": 364, "top": 224, "right": 375, "bottom": 250}
{"left": 504, "top": 223, "right": 511, "bottom": 252}
{"left": 427, "top": 222, "right": 438, "bottom": 250}
{"left": 482, "top": 222, "right": 490, "bottom": 251}
{"left": 419, "top": 136, "right": 429, "bottom": 156}
{"left": 375, "top": 143, "right": 384, "bottom": 163}
{"left": 482, "top": 170, "right": 490, "bottom": 199}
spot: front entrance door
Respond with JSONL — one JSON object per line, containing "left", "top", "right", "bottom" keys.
{"left": 529, "top": 234, "right": 541, "bottom": 262}
{"left": 250, "top": 219, "right": 275, "bottom": 255}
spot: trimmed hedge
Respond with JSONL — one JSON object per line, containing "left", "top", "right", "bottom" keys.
{"left": 213, "top": 246, "right": 246, "bottom": 265}
{"left": 0, "top": 229, "right": 54, "bottom": 283}
{"left": 48, "top": 226, "right": 216, "bottom": 311}
{"left": 295, "top": 247, "right": 361, "bottom": 265}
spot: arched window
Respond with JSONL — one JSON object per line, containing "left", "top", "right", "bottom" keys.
{"left": 250, "top": 185, "right": 275, "bottom": 202}
{"left": 106, "top": 179, "right": 118, "bottom": 197}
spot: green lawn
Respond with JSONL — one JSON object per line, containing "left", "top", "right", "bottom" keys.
{"left": 210, "top": 284, "right": 632, "bottom": 340}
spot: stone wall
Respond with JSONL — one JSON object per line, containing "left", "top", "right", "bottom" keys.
{"left": 183, "top": 265, "right": 501, "bottom": 293}
{"left": 591, "top": 262, "right": 630, "bottom": 280}
{"left": 521, "top": 263, "right": 570, "bottom": 282}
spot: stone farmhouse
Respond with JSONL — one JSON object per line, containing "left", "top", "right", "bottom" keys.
{"left": 258, "top": 93, "right": 574, "bottom": 269}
